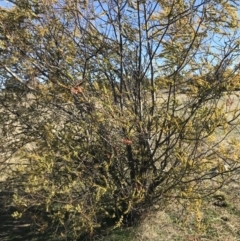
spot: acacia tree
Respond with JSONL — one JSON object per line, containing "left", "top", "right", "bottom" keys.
{"left": 1, "top": 0, "right": 240, "bottom": 239}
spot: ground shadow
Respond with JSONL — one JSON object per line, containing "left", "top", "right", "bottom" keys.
{"left": 0, "top": 191, "right": 50, "bottom": 241}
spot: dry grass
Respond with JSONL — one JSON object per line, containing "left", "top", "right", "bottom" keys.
{"left": 104, "top": 177, "right": 240, "bottom": 241}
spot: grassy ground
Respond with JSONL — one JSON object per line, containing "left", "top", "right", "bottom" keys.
{"left": 102, "top": 178, "right": 240, "bottom": 241}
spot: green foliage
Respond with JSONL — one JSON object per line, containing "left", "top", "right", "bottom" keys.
{"left": 0, "top": 0, "right": 240, "bottom": 240}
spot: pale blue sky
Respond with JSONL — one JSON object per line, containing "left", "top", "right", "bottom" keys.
{"left": 0, "top": 0, "right": 13, "bottom": 8}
